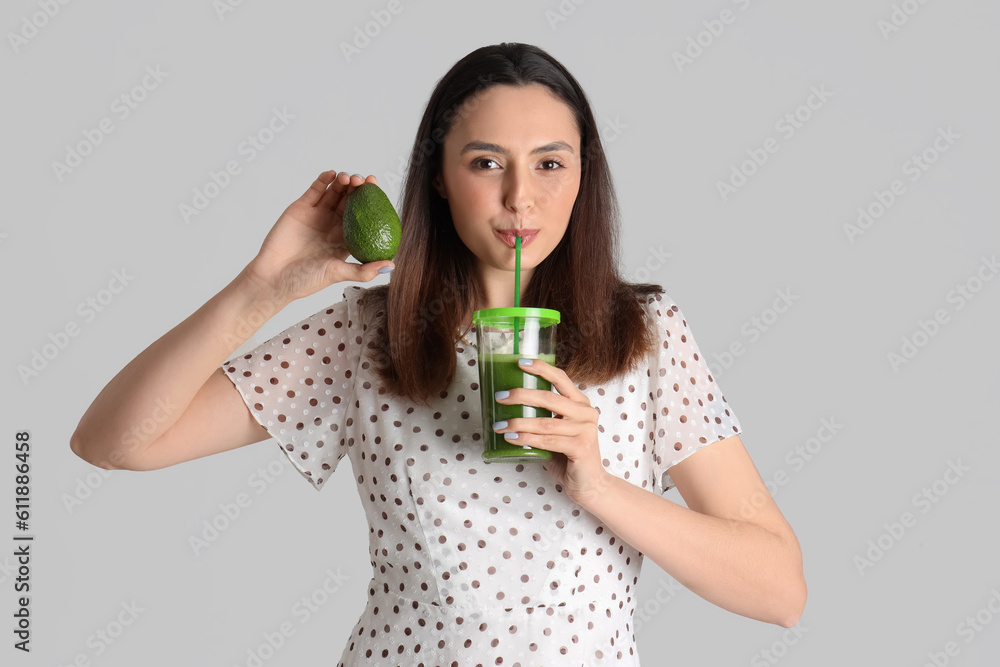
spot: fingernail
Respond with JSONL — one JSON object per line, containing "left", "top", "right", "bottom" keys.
{"left": 518, "top": 358, "right": 533, "bottom": 366}
{"left": 377, "top": 266, "right": 394, "bottom": 274}
{"left": 495, "top": 390, "right": 510, "bottom": 400}
{"left": 493, "top": 420, "right": 508, "bottom": 431}
{"left": 504, "top": 432, "right": 519, "bottom": 440}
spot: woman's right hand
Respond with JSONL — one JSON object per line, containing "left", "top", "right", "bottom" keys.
{"left": 243, "top": 170, "right": 395, "bottom": 304}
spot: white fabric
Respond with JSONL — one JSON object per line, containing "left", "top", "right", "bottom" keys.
{"left": 221, "top": 286, "right": 742, "bottom": 666}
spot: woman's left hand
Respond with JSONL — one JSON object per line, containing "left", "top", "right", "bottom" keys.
{"left": 492, "top": 357, "right": 611, "bottom": 507}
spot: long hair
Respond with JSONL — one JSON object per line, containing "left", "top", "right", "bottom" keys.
{"left": 361, "top": 42, "right": 663, "bottom": 406}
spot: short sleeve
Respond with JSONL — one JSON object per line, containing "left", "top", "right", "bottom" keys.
{"left": 221, "top": 287, "right": 365, "bottom": 491}
{"left": 646, "top": 293, "right": 742, "bottom": 494}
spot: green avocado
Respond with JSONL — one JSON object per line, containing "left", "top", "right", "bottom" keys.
{"left": 342, "top": 182, "right": 401, "bottom": 263}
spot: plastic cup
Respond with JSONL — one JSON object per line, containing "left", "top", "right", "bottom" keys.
{"left": 473, "top": 307, "right": 561, "bottom": 462}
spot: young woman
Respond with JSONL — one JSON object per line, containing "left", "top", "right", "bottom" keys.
{"left": 72, "top": 43, "right": 805, "bottom": 665}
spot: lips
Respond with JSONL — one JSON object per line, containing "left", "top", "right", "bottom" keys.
{"left": 495, "top": 229, "right": 539, "bottom": 248}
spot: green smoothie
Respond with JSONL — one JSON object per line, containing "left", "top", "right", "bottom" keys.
{"left": 479, "top": 352, "right": 557, "bottom": 462}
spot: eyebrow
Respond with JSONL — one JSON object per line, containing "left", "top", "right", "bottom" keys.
{"left": 459, "top": 140, "right": 575, "bottom": 156}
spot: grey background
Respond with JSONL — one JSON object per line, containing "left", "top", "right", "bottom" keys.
{"left": 2, "top": 0, "right": 999, "bottom": 665}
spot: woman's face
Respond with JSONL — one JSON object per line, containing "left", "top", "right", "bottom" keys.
{"left": 435, "top": 84, "right": 581, "bottom": 279}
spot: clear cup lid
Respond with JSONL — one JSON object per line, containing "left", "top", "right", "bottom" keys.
{"left": 473, "top": 307, "right": 561, "bottom": 326}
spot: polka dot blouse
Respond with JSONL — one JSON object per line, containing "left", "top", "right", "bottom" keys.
{"left": 222, "top": 286, "right": 742, "bottom": 666}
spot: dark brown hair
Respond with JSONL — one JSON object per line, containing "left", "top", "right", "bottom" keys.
{"left": 361, "top": 42, "right": 663, "bottom": 406}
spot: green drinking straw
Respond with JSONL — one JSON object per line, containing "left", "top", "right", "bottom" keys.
{"left": 514, "top": 235, "right": 521, "bottom": 355}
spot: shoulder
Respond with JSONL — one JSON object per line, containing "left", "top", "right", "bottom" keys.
{"left": 644, "top": 291, "right": 682, "bottom": 325}
{"left": 331, "top": 284, "right": 387, "bottom": 324}
{"left": 632, "top": 288, "right": 705, "bottom": 359}
{"left": 346, "top": 284, "right": 390, "bottom": 353}
{"left": 351, "top": 283, "right": 387, "bottom": 313}
{"left": 624, "top": 284, "right": 681, "bottom": 331}
{"left": 299, "top": 285, "right": 384, "bottom": 340}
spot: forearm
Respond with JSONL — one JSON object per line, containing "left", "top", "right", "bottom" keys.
{"left": 580, "top": 474, "right": 805, "bottom": 627}
{"left": 70, "top": 266, "right": 288, "bottom": 467}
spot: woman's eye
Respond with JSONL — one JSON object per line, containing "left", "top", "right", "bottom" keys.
{"left": 471, "top": 158, "right": 564, "bottom": 170}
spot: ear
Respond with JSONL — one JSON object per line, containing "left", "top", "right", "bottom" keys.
{"left": 432, "top": 172, "right": 447, "bottom": 199}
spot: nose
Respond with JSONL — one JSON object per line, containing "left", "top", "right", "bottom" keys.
{"left": 503, "top": 165, "right": 533, "bottom": 215}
